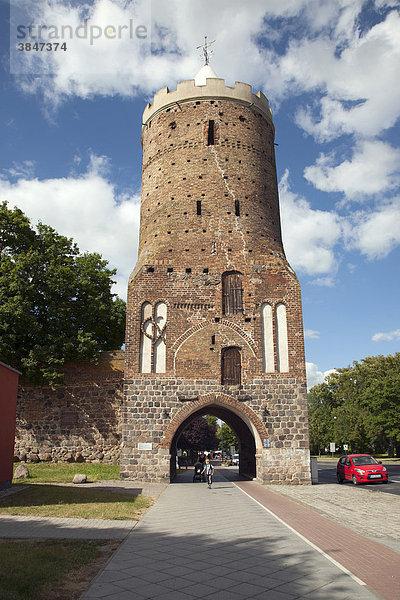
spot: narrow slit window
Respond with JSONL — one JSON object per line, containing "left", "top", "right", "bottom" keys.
{"left": 197, "top": 200, "right": 202, "bottom": 215}
{"left": 207, "top": 120, "right": 215, "bottom": 145}
{"left": 235, "top": 200, "right": 240, "bottom": 217}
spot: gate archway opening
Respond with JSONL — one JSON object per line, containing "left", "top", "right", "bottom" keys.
{"left": 169, "top": 403, "right": 257, "bottom": 482}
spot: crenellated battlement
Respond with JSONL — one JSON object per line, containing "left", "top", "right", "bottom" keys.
{"left": 142, "top": 77, "right": 272, "bottom": 125}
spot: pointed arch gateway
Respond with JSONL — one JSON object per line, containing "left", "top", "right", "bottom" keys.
{"left": 164, "top": 393, "right": 268, "bottom": 482}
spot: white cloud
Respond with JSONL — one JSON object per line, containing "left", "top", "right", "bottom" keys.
{"left": 12, "top": 0, "right": 400, "bottom": 217}
{"left": 348, "top": 198, "right": 400, "bottom": 259}
{"left": 6, "top": 160, "right": 36, "bottom": 179}
{"left": 14, "top": 0, "right": 272, "bottom": 106}
{"left": 304, "top": 329, "right": 320, "bottom": 339}
{"left": 279, "top": 170, "right": 342, "bottom": 277}
{"left": 0, "top": 155, "right": 140, "bottom": 299}
{"left": 372, "top": 329, "right": 400, "bottom": 342}
{"left": 292, "top": 10, "right": 400, "bottom": 141}
{"left": 7, "top": 1, "right": 400, "bottom": 286}
{"left": 304, "top": 141, "right": 400, "bottom": 201}
{"left": 306, "top": 362, "right": 336, "bottom": 389}
{"left": 14, "top": 0, "right": 395, "bottom": 117}
{"left": 310, "top": 276, "right": 336, "bottom": 287}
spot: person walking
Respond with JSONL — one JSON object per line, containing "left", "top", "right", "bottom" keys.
{"left": 202, "top": 458, "right": 214, "bottom": 489}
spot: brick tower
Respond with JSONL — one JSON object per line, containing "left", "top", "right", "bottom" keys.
{"left": 121, "top": 65, "right": 311, "bottom": 484}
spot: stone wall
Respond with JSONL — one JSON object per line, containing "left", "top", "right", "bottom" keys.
{"left": 121, "top": 377, "right": 310, "bottom": 484}
{"left": 15, "top": 351, "right": 124, "bottom": 464}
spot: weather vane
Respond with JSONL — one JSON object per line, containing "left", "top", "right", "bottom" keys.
{"left": 196, "top": 35, "right": 216, "bottom": 65}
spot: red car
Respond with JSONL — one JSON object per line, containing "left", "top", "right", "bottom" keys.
{"left": 337, "top": 454, "right": 388, "bottom": 485}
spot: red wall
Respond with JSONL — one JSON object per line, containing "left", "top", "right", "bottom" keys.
{"left": 0, "top": 362, "right": 20, "bottom": 489}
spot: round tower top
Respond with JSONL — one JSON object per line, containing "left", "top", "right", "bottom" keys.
{"left": 142, "top": 72, "right": 273, "bottom": 126}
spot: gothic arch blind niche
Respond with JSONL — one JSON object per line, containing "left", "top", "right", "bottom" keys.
{"left": 276, "top": 303, "right": 289, "bottom": 372}
{"left": 139, "top": 302, "right": 152, "bottom": 373}
{"left": 261, "top": 302, "right": 289, "bottom": 373}
{"left": 153, "top": 302, "right": 167, "bottom": 373}
{"left": 139, "top": 302, "right": 167, "bottom": 373}
{"left": 261, "top": 303, "right": 274, "bottom": 373}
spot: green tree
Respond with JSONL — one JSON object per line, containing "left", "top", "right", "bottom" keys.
{"left": 217, "top": 422, "right": 238, "bottom": 453}
{"left": 178, "top": 417, "right": 219, "bottom": 453}
{"left": 348, "top": 355, "right": 400, "bottom": 456}
{"left": 307, "top": 382, "right": 338, "bottom": 455}
{"left": 0, "top": 202, "right": 126, "bottom": 386}
{"left": 308, "top": 354, "right": 400, "bottom": 456}
{"left": 205, "top": 415, "right": 218, "bottom": 432}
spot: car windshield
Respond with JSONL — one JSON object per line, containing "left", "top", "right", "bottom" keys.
{"left": 351, "top": 456, "right": 379, "bottom": 466}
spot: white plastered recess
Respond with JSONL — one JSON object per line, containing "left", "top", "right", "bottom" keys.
{"left": 261, "top": 303, "right": 275, "bottom": 373}
{"left": 154, "top": 302, "right": 167, "bottom": 373}
{"left": 276, "top": 303, "right": 289, "bottom": 372}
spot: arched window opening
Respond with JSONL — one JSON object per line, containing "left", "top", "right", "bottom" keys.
{"left": 221, "top": 347, "right": 241, "bottom": 385}
{"left": 276, "top": 303, "right": 289, "bottom": 372}
{"left": 222, "top": 271, "right": 243, "bottom": 315}
{"left": 261, "top": 303, "right": 274, "bottom": 373}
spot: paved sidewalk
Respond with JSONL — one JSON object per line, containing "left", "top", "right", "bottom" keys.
{"left": 0, "top": 514, "right": 138, "bottom": 540}
{"left": 237, "top": 480, "right": 400, "bottom": 600}
{"left": 81, "top": 471, "right": 382, "bottom": 600}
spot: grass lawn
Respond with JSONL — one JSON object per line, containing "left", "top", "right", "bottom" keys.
{"left": 0, "top": 484, "right": 154, "bottom": 520}
{"left": 1, "top": 463, "right": 155, "bottom": 598}
{"left": 0, "top": 539, "right": 120, "bottom": 600}
{"left": 13, "top": 462, "right": 120, "bottom": 483}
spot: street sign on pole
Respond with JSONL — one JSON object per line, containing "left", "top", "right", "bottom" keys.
{"left": 330, "top": 442, "right": 336, "bottom": 455}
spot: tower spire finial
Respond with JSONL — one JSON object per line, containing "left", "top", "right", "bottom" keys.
{"left": 196, "top": 35, "right": 215, "bottom": 66}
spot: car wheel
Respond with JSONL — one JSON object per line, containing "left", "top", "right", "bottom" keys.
{"left": 337, "top": 473, "right": 343, "bottom": 484}
{"left": 352, "top": 475, "right": 358, "bottom": 485}
{"left": 383, "top": 480, "right": 388, "bottom": 484}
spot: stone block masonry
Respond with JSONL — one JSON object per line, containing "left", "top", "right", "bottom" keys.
{"left": 15, "top": 352, "right": 124, "bottom": 464}
{"left": 121, "top": 377, "right": 310, "bottom": 484}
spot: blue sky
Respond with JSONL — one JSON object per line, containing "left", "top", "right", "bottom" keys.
{"left": 1, "top": 0, "right": 400, "bottom": 388}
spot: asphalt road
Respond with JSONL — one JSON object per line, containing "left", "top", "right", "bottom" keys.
{"left": 215, "top": 459, "right": 400, "bottom": 496}
{"left": 317, "top": 459, "right": 400, "bottom": 496}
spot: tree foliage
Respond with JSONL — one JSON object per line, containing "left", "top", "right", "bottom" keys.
{"left": 0, "top": 202, "right": 126, "bottom": 386}
{"left": 308, "top": 353, "right": 400, "bottom": 456}
{"left": 205, "top": 415, "right": 218, "bottom": 432}
{"left": 217, "top": 422, "right": 238, "bottom": 452}
{"left": 178, "top": 417, "right": 219, "bottom": 452}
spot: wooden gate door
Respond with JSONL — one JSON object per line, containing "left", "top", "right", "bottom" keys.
{"left": 222, "top": 272, "right": 243, "bottom": 315}
{"left": 221, "top": 347, "right": 241, "bottom": 385}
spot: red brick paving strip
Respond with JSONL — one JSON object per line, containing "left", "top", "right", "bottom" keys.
{"left": 236, "top": 481, "right": 400, "bottom": 600}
